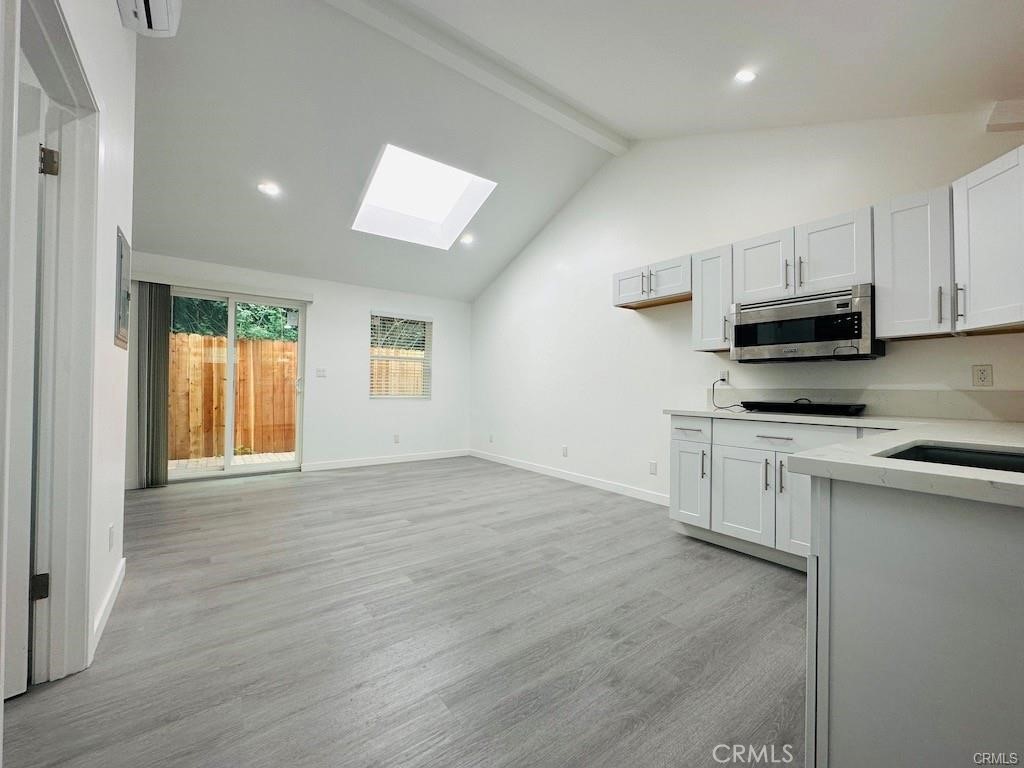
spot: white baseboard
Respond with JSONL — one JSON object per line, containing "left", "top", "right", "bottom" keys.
{"left": 301, "top": 449, "right": 470, "bottom": 472}
{"left": 469, "top": 450, "right": 669, "bottom": 506}
{"left": 89, "top": 556, "right": 126, "bottom": 661}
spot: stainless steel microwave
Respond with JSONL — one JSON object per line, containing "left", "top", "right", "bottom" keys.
{"left": 730, "top": 283, "right": 885, "bottom": 362}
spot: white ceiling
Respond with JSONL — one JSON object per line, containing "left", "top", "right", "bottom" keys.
{"left": 396, "top": 0, "right": 1024, "bottom": 139}
{"left": 132, "top": 0, "right": 609, "bottom": 301}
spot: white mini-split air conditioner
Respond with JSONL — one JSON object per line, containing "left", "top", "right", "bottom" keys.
{"left": 117, "top": 0, "right": 182, "bottom": 37}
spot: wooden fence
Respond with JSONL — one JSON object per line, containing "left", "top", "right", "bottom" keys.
{"left": 168, "top": 333, "right": 297, "bottom": 460}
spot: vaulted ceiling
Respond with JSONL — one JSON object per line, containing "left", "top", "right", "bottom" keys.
{"left": 397, "top": 0, "right": 1024, "bottom": 139}
{"left": 132, "top": 0, "right": 611, "bottom": 301}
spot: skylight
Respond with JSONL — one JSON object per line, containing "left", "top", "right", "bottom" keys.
{"left": 352, "top": 144, "right": 497, "bottom": 250}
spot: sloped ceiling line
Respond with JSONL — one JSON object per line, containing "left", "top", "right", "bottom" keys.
{"left": 323, "top": 0, "right": 631, "bottom": 155}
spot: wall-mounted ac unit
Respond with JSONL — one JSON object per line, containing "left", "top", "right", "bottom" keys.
{"left": 117, "top": 0, "right": 181, "bottom": 37}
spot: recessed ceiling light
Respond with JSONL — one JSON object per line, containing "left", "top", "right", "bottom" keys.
{"left": 257, "top": 181, "right": 281, "bottom": 197}
{"left": 734, "top": 69, "right": 757, "bottom": 83}
{"left": 352, "top": 144, "right": 497, "bottom": 250}
{"left": 460, "top": 233, "right": 475, "bottom": 245}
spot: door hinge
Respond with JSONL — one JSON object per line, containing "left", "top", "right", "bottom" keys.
{"left": 30, "top": 573, "right": 50, "bottom": 601}
{"left": 39, "top": 145, "right": 59, "bottom": 176}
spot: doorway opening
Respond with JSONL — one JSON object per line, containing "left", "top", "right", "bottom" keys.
{"left": 167, "top": 290, "right": 304, "bottom": 480}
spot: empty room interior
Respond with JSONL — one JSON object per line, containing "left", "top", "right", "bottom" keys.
{"left": 3, "top": 1, "right": 1024, "bottom": 766}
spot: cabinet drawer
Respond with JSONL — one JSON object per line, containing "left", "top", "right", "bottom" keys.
{"left": 713, "top": 419, "right": 855, "bottom": 453}
{"left": 670, "top": 416, "right": 712, "bottom": 443}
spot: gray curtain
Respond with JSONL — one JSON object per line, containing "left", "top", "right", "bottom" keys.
{"left": 137, "top": 282, "right": 171, "bottom": 487}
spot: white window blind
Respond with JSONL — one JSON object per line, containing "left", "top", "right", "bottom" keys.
{"left": 369, "top": 315, "right": 432, "bottom": 398}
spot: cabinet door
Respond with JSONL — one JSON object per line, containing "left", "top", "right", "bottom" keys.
{"left": 775, "top": 455, "right": 810, "bottom": 556}
{"left": 874, "top": 188, "right": 952, "bottom": 338}
{"left": 733, "top": 228, "right": 794, "bottom": 304}
{"left": 649, "top": 256, "right": 690, "bottom": 299}
{"left": 669, "top": 440, "right": 711, "bottom": 528}
{"left": 613, "top": 267, "right": 647, "bottom": 307}
{"left": 952, "top": 147, "right": 1024, "bottom": 331}
{"left": 794, "top": 207, "right": 873, "bottom": 295}
{"left": 691, "top": 245, "right": 733, "bottom": 351}
{"left": 711, "top": 444, "right": 775, "bottom": 546}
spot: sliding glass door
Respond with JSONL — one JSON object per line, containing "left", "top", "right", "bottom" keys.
{"left": 168, "top": 290, "right": 304, "bottom": 480}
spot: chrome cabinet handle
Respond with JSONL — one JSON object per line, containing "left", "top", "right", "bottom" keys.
{"left": 798, "top": 258, "right": 805, "bottom": 287}
{"left": 955, "top": 284, "right": 966, "bottom": 320}
{"left": 937, "top": 285, "right": 943, "bottom": 324}
{"left": 784, "top": 260, "right": 790, "bottom": 288}
{"left": 700, "top": 449, "right": 706, "bottom": 479}
{"left": 722, "top": 315, "right": 729, "bottom": 342}
{"left": 764, "top": 458, "right": 770, "bottom": 491}
{"left": 756, "top": 434, "right": 794, "bottom": 441}
{"left": 778, "top": 459, "right": 785, "bottom": 493}
{"left": 648, "top": 268, "right": 655, "bottom": 296}
{"left": 674, "top": 427, "right": 704, "bottom": 433}
{"left": 641, "top": 271, "right": 647, "bottom": 295}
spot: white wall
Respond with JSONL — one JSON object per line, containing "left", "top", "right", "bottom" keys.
{"left": 131, "top": 252, "right": 472, "bottom": 472}
{"left": 470, "top": 111, "right": 1024, "bottom": 503}
{"left": 54, "top": 0, "right": 137, "bottom": 657}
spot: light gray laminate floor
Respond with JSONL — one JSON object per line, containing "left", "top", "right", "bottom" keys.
{"left": 4, "top": 457, "right": 806, "bottom": 768}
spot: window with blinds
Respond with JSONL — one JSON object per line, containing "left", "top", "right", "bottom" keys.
{"left": 369, "top": 314, "right": 432, "bottom": 398}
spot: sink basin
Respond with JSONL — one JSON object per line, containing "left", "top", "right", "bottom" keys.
{"left": 886, "top": 443, "right": 1024, "bottom": 473}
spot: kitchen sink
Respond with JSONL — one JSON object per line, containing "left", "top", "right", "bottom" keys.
{"left": 886, "top": 443, "right": 1024, "bottom": 473}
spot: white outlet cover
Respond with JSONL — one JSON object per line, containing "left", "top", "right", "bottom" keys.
{"left": 315, "top": 368, "right": 327, "bottom": 378}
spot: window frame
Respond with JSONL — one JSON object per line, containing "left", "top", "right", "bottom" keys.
{"left": 369, "top": 312, "right": 433, "bottom": 400}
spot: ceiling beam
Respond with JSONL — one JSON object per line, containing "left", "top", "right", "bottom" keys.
{"left": 323, "top": 0, "right": 631, "bottom": 156}
{"left": 987, "top": 100, "right": 1024, "bottom": 133}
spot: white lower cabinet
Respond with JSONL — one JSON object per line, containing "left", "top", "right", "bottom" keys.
{"left": 774, "top": 455, "right": 811, "bottom": 556}
{"left": 669, "top": 439, "right": 711, "bottom": 527}
{"left": 711, "top": 445, "right": 775, "bottom": 546}
{"left": 669, "top": 416, "right": 864, "bottom": 564}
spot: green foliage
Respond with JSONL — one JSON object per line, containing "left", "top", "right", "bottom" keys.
{"left": 171, "top": 297, "right": 298, "bottom": 341}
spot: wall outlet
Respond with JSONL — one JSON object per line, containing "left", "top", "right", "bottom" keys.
{"left": 649, "top": 460, "right": 657, "bottom": 476}
{"left": 315, "top": 368, "right": 327, "bottom": 378}
{"left": 561, "top": 445, "right": 568, "bottom": 458}
{"left": 972, "top": 364, "right": 994, "bottom": 387}
{"left": 108, "top": 524, "right": 115, "bottom": 552}
{"left": 393, "top": 433, "right": 400, "bottom": 444}
{"left": 719, "top": 370, "right": 729, "bottom": 384}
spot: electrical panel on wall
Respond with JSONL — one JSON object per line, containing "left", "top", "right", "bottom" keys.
{"left": 117, "top": 0, "right": 182, "bottom": 37}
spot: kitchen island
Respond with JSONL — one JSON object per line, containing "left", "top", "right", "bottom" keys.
{"left": 787, "top": 419, "right": 1024, "bottom": 768}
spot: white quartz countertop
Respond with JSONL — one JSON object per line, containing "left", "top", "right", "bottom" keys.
{"left": 663, "top": 408, "right": 1024, "bottom": 507}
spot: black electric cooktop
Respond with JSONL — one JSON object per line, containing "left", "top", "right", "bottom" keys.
{"left": 740, "top": 400, "right": 866, "bottom": 417}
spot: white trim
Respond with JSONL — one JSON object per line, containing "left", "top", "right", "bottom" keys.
{"left": 88, "top": 556, "right": 124, "bottom": 662}
{"left": 323, "top": 0, "right": 629, "bottom": 156}
{"left": 469, "top": 449, "right": 670, "bottom": 506}
{"left": 301, "top": 449, "right": 468, "bottom": 472}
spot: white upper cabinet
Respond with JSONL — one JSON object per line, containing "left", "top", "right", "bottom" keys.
{"left": 613, "top": 257, "right": 690, "bottom": 308}
{"left": 794, "top": 207, "right": 873, "bottom": 295}
{"left": 732, "top": 228, "right": 794, "bottom": 304}
{"left": 691, "top": 245, "right": 733, "bottom": 351}
{"left": 874, "top": 188, "right": 952, "bottom": 339}
{"left": 952, "top": 146, "right": 1024, "bottom": 332}
{"left": 612, "top": 267, "right": 647, "bottom": 307}
{"left": 649, "top": 255, "right": 691, "bottom": 300}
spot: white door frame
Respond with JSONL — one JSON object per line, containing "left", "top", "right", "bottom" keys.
{"left": 167, "top": 287, "right": 306, "bottom": 480}
{"left": 1, "top": 0, "right": 101, "bottom": 713}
